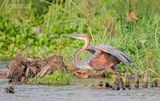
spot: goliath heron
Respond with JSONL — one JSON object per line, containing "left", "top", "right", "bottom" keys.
{"left": 64, "top": 34, "right": 131, "bottom": 74}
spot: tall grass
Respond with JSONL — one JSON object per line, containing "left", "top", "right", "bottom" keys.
{"left": 0, "top": 0, "right": 160, "bottom": 75}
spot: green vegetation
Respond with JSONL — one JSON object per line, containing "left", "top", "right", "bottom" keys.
{"left": 0, "top": 0, "right": 160, "bottom": 75}
{"left": 26, "top": 71, "right": 73, "bottom": 85}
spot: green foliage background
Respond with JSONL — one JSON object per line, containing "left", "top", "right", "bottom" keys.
{"left": 0, "top": 0, "right": 160, "bottom": 73}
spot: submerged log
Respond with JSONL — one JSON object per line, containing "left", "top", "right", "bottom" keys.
{"left": 5, "top": 85, "right": 15, "bottom": 93}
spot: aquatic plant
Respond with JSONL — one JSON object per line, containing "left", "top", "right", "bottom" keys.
{"left": 26, "top": 70, "right": 73, "bottom": 85}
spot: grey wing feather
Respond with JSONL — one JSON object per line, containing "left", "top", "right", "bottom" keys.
{"left": 86, "top": 47, "right": 97, "bottom": 54}
{"left": 86, "top": 45, "right": 131, "bottom": 66}
{"left": 96, "top": 45, "right": 131, "bottom": 66}
{"left": 83, "top": 48, "right": 101, "bottom": 64}
{"left": 78, "top": 49, "right": 101, "bottom": 69}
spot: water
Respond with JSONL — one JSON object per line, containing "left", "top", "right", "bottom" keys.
{"left": 0, "top": 61, "right": 160, "bottom": 101}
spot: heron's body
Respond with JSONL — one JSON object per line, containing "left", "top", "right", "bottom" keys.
{"left": 64, "top": 34, "right": 131, "bottom": 73}
{"left": 89, "top": 49, "right": 120, "bottom": 70}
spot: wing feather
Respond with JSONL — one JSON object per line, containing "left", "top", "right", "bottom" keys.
{"left": 86, "top": 47, "right": 96, "bottom": 54}
{"left": 96, "top": 45, "right": 131, "bottom": 66}
{"left": 86, "top": 45, "right": 131, "bottom": 66}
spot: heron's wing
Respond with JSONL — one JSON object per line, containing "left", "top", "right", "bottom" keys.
{"left": 78, "top": 49, "right": 101, "bottom": 69}
{"left": 86, "top": 46, "right": 97, "bottom": 54}
{"left": 95, "top": 45, "right": 131, "bottom": 66}
{"left": 78, "top": 56, "right": 93, "bottom": 69}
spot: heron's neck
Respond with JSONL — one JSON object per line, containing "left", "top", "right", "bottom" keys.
{"left": 74, "top": 39, "right": 90, "bottom": 67}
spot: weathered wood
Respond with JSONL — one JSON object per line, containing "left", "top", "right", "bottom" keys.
{"left": 73, "top": 69, "right": 106, "bottom": 79}
{"left": 5, "top": 85, "right": 15, "bottom": 93}
{"left": 6, "top": 52, "right": 66, "bottom": 83}
{"left": 142, "top": 73, "right": 148, "bottom": 88}
{"left": 124, "top": 73, "right": 131, "bottom": 89}
{"left": 134, "top": 73, "right": 139, "bottom": 89}
{"left": 7, "top": 52, "right": 25, "bottom": 82}
{"left": 37, "top": 55, "right": 66, "bottom": 77}
{"left": 0, "top": 71, "right": 7, "bottom": 78}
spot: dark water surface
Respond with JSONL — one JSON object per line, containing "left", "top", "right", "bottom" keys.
{"left": 0, "top": 61, "right": 160, "bottom": 101}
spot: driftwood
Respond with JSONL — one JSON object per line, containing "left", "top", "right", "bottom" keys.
{"left": 73, "top": 69, "right": 105, "bottom": 79}
{"left": 7, "top": 53, "right": 25, "bottom": 82}
{"left": 37, "top": 55, "right": 66, "bottom": 77}
{"left": 3, "top": 52, "right": 66, "bottom": 83}
{"left": 0, "top": 71, "right": 7, "bottom": 78}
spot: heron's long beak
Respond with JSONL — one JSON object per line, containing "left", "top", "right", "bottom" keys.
{"left": 63, "top": 34, "right": 83, "bottom": 39}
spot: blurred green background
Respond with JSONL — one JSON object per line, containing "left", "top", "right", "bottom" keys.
{"left": 0, "top": 0, "right": 160, "bottom": 73}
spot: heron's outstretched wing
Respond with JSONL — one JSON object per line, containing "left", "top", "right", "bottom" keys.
{"left": 74, "top": 48, "right": 101, "bottom": 69}
{"left": 95, "top": 45, "right": 131, "bottom": 66}
{"left": 86, "top": 47, "right": 97, "bottom": 54}
{"left": 79, "top": 48, "right": 101, "bottom": 66}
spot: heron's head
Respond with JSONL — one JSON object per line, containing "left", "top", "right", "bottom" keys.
{"left": 63, "top": 34, "right": 89, "bottom": 41}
